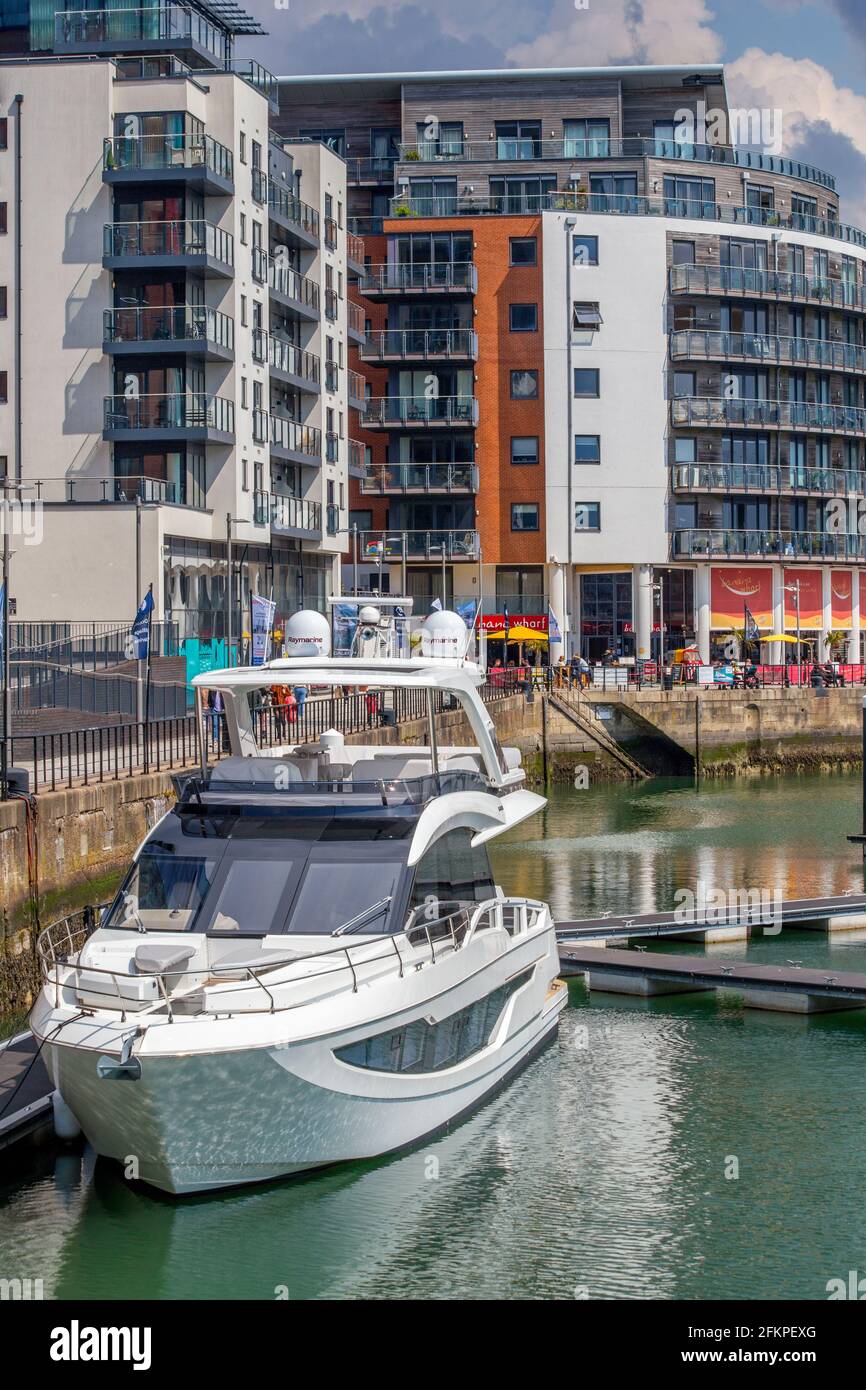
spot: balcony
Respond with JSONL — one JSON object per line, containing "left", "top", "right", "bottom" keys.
{"left": 347, "top": 300, "right": 366, "bottom": 346}
{"left": 27, "top": 473, "right": 204, "bottom": 507}
{"left": 258, "top": 334, "right": 320, "bottom": 391}
{"left": 669, "top": 264, "right": 866, "bottom": 312}
{"left": 672, "top": 396, "right": 866, "bottom": 438}
{"left": 360, "top": 262, "right": 478, "bottom": 297}
{"left": 379, "top": 195, "right": 866, "bottom": 255}
{"left": 256, "top": 253, "right": 320, "bottom": 319}
{"left": 229, "top": 59, "right": 278, "bottom": 112}
{"left": 103, "top": 218, "right": 234, "bottom": 275}
{"left": 260, "top": 412, "right": 322, "bottom": 463}
{"left": 251, "top": 166, "right": 268, "bottom": 205}
{"left": 671, "top": 462, "right": 866, "bottom": 497}
{"left": 103, "top": 304, "right": 234, "bottom": 361}
{"left": 55, "top": 6, "right": 232, "bottom": 66}
{"left": 360, "top": 328, "right": 478, "bottom": 363}
{"left": 347, "top": 231, "right": 366, "bottom": 275}
{"left": 103, "top": 133, "right": 234, "bottom": 194}
{"left": 359, "top": 529, "right": 481, "bottom": 562}
{"left": 671, "top": 528, "right": 866, "bottom": 562}
{"left": 348, "top": 369, "right": 366, "bottom": 409}
{"left": 348, "top": 438, "right": 366, "bottom": 478}
{"left": 670, "top": 330, "right": 866, "bottom": 375}
{"left": 360, "top": 462, "right": 479, "bottom": 494}
{"left": 267, "top": 182, "right": 319, "bottom": 247}
{"left": 258, "top": 491, "right": 323, "bottom": 539}
{"left": 362, "top": 396, "right": 479, "bottom": 429}
{"left": 104, "top": 392, "right": 234, "bottom": 442}
{"left": 324, "top": 216, "right": 338, "bottom": 250}
{"left": 345, "top": 156, "right": 398, "bottom": 185}
{"left": 396, "top": 137, "right": 835, "bottom": 192}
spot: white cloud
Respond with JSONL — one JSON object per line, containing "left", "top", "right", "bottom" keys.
{"left": 727, "top": 47, "right": 866, "bottom": 223}
{"left": 507, "top": 0, "right": 724, "bottom": 68}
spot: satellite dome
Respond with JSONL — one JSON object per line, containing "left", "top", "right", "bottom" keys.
{"left": 283, "top": 609, "right": 331, "bottom": 658}
{"left": 420, "top": 608, "right": 469, "bottom": 659}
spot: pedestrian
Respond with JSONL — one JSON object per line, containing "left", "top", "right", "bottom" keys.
{"left": 270, "top": 684, "right": 288, "bottom": 742}
{"left": 206, "top": 688, "right": 223, "bottom": 747}
{"left": 294, "top": 684, "right": 308, "bottom": 722}
{"left": 568, "top": 651, "right": 581, "bottom": 689}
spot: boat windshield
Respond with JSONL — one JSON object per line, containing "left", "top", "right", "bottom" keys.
{"left": 104, "top": 823, "right": 410, "bottom": 936}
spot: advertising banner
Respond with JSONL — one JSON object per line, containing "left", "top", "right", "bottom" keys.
{"left": 710, "top": 568, "right": 773, "bottom": 629}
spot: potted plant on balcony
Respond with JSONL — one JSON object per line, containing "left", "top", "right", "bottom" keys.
{"left": 392, "top": 203, "right": 417, "bottom": 218}
{"left": 404, "top": 148, "right": 421, "bottom": 161}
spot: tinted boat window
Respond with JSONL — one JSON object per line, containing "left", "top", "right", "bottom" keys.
{"left": 105, "top": 847, "right": 218, "bottom": 931}
{"left": 204, "top": 858, "right": 299, "bottom": 935}
{"left": 286, "top": 855, "right": 404, "bottom": 935}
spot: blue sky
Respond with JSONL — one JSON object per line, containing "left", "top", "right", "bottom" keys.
{"left": 236, "top": 0, "right": 866, "bottom": 225}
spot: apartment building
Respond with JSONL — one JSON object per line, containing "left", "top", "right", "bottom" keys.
{"left": 277, "top": 66, "right": 866, "bottom": 664}
{"left": 0, "top": 2, "right": 352, "bottom": 647}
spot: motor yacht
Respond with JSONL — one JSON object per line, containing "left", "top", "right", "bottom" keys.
{"left": 31, "top": 610, "right": 566, "bottom": 1194}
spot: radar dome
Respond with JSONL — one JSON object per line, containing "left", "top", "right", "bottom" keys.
{"left": 283, "top": 609, "right": 331, "bottom": 658}
{"left": 420, "top": 608, "right": 469, "bottom": 659}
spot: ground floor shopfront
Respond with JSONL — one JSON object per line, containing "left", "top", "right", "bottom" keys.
{"left": 546, "top": 562, "right": 866, "bottom": 667}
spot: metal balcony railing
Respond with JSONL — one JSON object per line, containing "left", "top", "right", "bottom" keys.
{"left": 324, "top": 216, "right": 338, "bottom": 249}
{"left": 324, "top": 287, "right": 339, "bottom": 320}
{"left": 359, "top": 529, "right": 481, "bottom": 561}
{"left": 347, "top": 230, "right": 365, "bottom": 265}
{"left": 267, "top": 413, "right": 321, "bottom": 457}
{"left": 669, "top": 263, "right": 866, "bottom": 310}
{"left": 348, "top": 439, "right": 365, "bottom": 473}
{"left": 671, "top": 528, "right": 866, "bottom": 561}
{"left": 361, "top": 262, "right": 477, "bottom": 293}
{"left": 347, "top": 301, "right": 365, "bottom": 336}
{"left": 265, "top": 335, "right": 319, "bottom": 384}
{"left": 103, "top": 132, "right": 233, "bottom": 182}
{"left": 347, "top": 369, "right": 365, "bottom": 401}
{"left": 266, "top": 491, "right": 322, "bottom": 534}
{"left": 56, "top": 6, "right": 229, "bottom": 64}
{"left": 362, "top": 396, "right": 479, "bottom": 427}
{"left": 251, "top": 166, "right": 267, "bottom": 204}
{"left": 361, "top": 328, "right": 478, "bottom": 361}
{"left": 229, "top": 59, "right": 278, "bottom": 109}
{"left": 672, "top": 395, "right": 866, "bottom": 436}
{"left": 103, "top": 218, "right": 234, "bottom": 266}
{"left": 671, "top": 462, "right": 866, "bottom": 496}
{"left": 104, "top": 392, "right": 234, "bottom": 434}
{"left": 325, "top": 362, "right": 339, "bottom": 392}
{"left": 256, "top": 252, "right": 320, "bottom": 311}
{"left": 397, "top": 136, "right": 836, "bottom": 191}
{"left": 670, "top": 329, "right": 866, "bottom": 374}
{"left": 360, "top": 462, "right": 479, "bottom": 493}
{"left": 267, "top": 182, "right": 320, "bottom": 239}
{"left": 103, "top": 304, "right": 234, "bottom": 351}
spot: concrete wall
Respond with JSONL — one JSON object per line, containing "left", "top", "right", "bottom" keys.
{"left": 589, "top": 686, "right": 866, "bottom": 775}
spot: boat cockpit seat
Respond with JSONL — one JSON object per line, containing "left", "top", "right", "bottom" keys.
{"left": 133, "top": 943, "right": 197, "bottom": 976}
{"left": 210, "top": 756, "right": 304, "bottom": 785}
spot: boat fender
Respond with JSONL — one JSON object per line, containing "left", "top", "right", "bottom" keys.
{"left": 52, "top": 1090, "right": 82, "bottom": 1141}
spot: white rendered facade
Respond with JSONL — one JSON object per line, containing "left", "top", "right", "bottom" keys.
{"left": 0, "top": 55, "right": 349, "bottom": 636}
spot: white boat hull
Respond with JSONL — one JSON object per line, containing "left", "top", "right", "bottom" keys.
{"left": 34, "top": 928, "right": 567, "bottom": 1194}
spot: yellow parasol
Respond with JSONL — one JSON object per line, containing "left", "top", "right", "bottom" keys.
{"left": 761, "top": 634, "right": 798, "bottom": 643}
{"left": 486, "top": 623, "right": 548, "bottom": 642}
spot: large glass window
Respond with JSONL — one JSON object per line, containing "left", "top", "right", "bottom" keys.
{"left": 495, "top": 120, "right": 542, "bottom": 160}
{"left": 663, "top": 175, "right": 715, "bottom": 218}
{"left": 563, "top": 118, "right": 610, "bottom": 158}
{"left": 409, "top": 829, "right": 495, "bottom": 915}
{"left": 335, "top": 967, "right": 535, "bottom": 1075}
{"left": 105, "top": 845, "right": 218, "bottom": 932}
{"left": 290, "top": 856, "right": 403, "bottom": 935}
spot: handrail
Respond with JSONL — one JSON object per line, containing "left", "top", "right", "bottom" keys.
{"left": 36, "top": 895, "right": 546, "bottom": 1019}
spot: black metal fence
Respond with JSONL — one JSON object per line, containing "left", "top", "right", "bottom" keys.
{"left": 10, "top": 662, "right": 188, "bottom": 719}
{"left": 3, "top": 673, "right": 525, "bottom": 795}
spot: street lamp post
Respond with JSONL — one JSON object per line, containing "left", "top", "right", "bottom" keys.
{"left": 784, "top": 579, "right": 802, "bottom": 684}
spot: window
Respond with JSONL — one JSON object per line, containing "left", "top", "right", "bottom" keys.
{"left": 490, "top": 174, "right": 556, "bottom": 214}
{"left": 575, "top": 502, "right": 600, "bottom": 530}
{"left": 511, "top": 436, "right": 539, "bottom": 465}
{"left": 671, "top": 241, "right": 695, "bottom": 265}
{"left": 240, "top": 213, "right": 247, "bottom": 245}
{"left": 511, "top": 502, "right": 539, "bottom": 531}
{"left": 0, "top": 372, "right": 7, "bottom": 403}
{"left": 574, "top": 369, "right": 599, "bottom": 397}
{"left": 664, "top": 175, "right": 715, "bottom": 215}
{"left": 510, "top": 237, "right": 537, "bottom": 266}
{"left": 240, "top": 377, "right": 248, "bottom": 409}
{"left": 674, "top": 437, "right": 697, "bottom": 463}
{"left": 0, "top": 287, "right": 6, "bottom": 318}
{"left": 563, "top": 118, "right": 609, "bottom": 158}
{"left": 673, "top": 371, "right": 695, "bottom": 399}
{"left": 409, "top": 829, "right": 495, "bottom": 913}
{"left": 416, "top": 120, "right": 464, "bottom": 159}
{"left": 573, "top": 302, "right": 602, "bottom": 329}
{"left": 239, "top": 131, "right": 246, "bottom": 163}
{"left": 0, "top": 121, "right": 7, "bottom": 151}
{"left": 572, "top": 234, "right": 598, "bottom": 266}
{"left": 240, "top": 294, "right": 247, "bottom": 327}
{"left": 590, "top": 173, "right": 637, "bottom": 212}
{"left": 509, "top": 303, "right": 537, "bottom": 332}
{"left": 335, "top": 969, "right": 534, "bottom": 1075}
{"left": 510, "top": 369, "right": 538, "bottom": 399}
{"left": 0, "top": 205, "right": 7, "bottom": 235}
{"left": 495, "top": 120, "right": 541, "bottom": 160}
{"left": 350, "top": 509, "right": 373, "bottom": 530}
{"left": 574, "top": 434, "right": 600, "bottom": 463}
{"left": 104, "top": 846, "right": 218, "bottom": 931}
{"left": 299, "top": 128, "right": 346, "bottom": 155}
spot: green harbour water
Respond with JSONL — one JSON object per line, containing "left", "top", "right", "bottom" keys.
{"left": 3, "top": 771, "right": 866, "bottom": 1300}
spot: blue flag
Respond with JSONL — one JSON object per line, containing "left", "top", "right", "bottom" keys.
{"left": 131, "top": 589, "right": 154, "bottom": 661}
{"left": 743, "top": 605, "right": 760, "bottom": 643}
{"left": 456, "top": 598, "right": 478, "bottom": 628}
{"left": 548, "top": 603, "right": 562, "bottom": 643}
